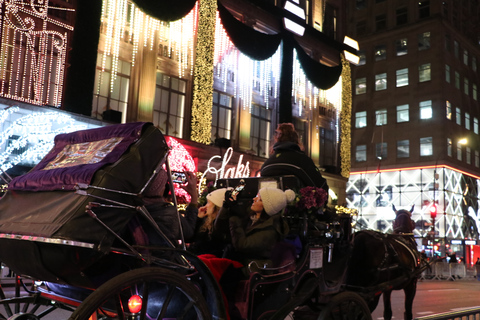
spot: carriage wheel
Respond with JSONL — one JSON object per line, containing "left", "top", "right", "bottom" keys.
{"left": 318, "top": 292, "right": 372, "bottom": 320}
{"left": 0, "top": 276, "right": 75, "bottom": 320}
{"left": 69, "top": 267, "right": 211, "bottom": 320}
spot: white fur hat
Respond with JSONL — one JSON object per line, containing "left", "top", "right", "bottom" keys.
{"left": 259, "top": 188, "right": 296, "bottom": 216}
{"left": 206, "top": 188, "right": 229, "bottom": 208}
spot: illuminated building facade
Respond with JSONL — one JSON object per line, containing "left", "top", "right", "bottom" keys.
{"left": 347, "top": 0, "right": 480, "bottom": 261}
{"left": 0, "top": 1, "right": 357, "bottom": 207}
{"left": 66, "top": 0, "right": 357, "bottom": 204}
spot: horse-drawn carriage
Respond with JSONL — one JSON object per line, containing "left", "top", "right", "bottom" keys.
{"left": 0, "top": 122, "right": 426, "bottom": 320}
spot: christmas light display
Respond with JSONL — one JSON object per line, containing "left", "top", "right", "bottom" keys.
{"left": 98, "top": 0, "right": 198, "bottom": 96}
{"left": 340, "top": 55, "right": 352, "bottom": 178}
{"left": 0, "top": 1, "right": 72, "bottom": 106}
{"left": 165, "top": 137, "right": 196, "bottom": 202}
{"left": 0, "top": 108, "right": 91, "bottom": 173}
{"left": 191, "top": 0, "right": 216, "bottom": 144}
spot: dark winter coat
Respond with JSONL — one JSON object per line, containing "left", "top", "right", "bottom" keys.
{"left": 260, "top": 141, "right": 329, "bottom": 193}
{"left": 229, "top": 214, "right": 289, "bottom": 267}
{"left": 189, "top": 216, "right": 229, "bottom": 257}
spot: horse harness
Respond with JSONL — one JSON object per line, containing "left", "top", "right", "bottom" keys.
{"left": 362, "top": 230, "right": 419, "bottom": 273}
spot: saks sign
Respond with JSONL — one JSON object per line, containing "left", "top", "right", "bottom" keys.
{"left": 201, "top": 147, "right": 250, "bottom": 186}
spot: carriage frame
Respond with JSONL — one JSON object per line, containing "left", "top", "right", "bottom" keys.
{"left": 0, "top": 122, "right": 390, "bottom": 320}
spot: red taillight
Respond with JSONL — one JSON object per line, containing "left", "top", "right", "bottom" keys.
{"left": 128, "top": 294, "right": 143, "bottom": 313}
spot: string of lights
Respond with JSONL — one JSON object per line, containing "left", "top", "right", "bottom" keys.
{"left": 0, "top": 1, "right": 70, "bottom": 106}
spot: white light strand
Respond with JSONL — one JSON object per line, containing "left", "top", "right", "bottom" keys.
{"left": 213, "top": 15, "right": 281, "bottom": 113}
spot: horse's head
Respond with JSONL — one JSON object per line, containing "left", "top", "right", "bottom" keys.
{"left": 392, "top": 204, "right": 415, "bottom": 234}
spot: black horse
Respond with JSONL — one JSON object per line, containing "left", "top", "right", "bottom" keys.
{"left": 347, "top": 205, "right": 426, "bottom": 320}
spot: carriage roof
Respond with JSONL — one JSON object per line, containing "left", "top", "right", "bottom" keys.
{"left": 0, "top": 122, "right": 168, "bottom": 246}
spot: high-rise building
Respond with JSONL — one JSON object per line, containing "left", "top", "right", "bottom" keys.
{"left": 347, "top": 0, "right": 480, "bottom": 261}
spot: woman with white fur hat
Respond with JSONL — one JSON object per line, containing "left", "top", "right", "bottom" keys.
{"left": 227, "top": 187, "right": 295, "bottom": 270}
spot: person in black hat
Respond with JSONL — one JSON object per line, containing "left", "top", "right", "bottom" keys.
{"left": 261, "top": 123, "right": 329, "bottom": 194}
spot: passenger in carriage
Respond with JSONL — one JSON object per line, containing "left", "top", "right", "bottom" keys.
{"left": 142, "top": 169, "right": 198, "bottom": 244}
{"left": 260, "top": 123, "right": 329, "bottom": 194}
{"left": 224, "top": 187, "right": 295, "bottom": 275}
{"left": 188, "top": 188, "right": 231, "bottom": 257}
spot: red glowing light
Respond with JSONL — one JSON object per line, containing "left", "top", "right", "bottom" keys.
{"left": 128, "top": 295, "right": 142, "bottom": 313}
{"left": 429, "top": 204, "right": 437, "bottom": 219}
{"left": 166, "top": 137, "right": 197, "bottom": 202}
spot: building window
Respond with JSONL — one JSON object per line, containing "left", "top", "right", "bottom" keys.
{"left": 319, "top": 128, "right": 336, "bottom": 167}
{"left": 466, "top": 147, "right": 471, "bottom": 165}
{"left": 395, "top": 38, "right": 408, "bottom": 56}
{"left": 355, "top": 111, "right": 367, "bottom": 128}
{"left": 476, "top": 150, "right": 479, "bottom": 167}
{"left": 456, "top": 107, "right": 461, "bottom": 125}
{"left": 376, "top": 186, "right": 392, "bottom": 208}
{"left": 376, "top": 142, "right": 387, "bottom": 160}
{"left": 474, "top": 84, "right": 478, "bottom": 101}
{"left": 376, "top": 109, "right": 387, "bottom": 126}
{"left": 445, "top": 34, "right": 451, "bottom": 52}
{"left": 457, "top": 141, "right": 463, "bottom": 161}
{"left": 375, "top": 73, "right": 387, "bottom": 91}
{"left": 464, "top": 78, "right": 469, "bottom": 95}
{"left": 356, "top": 0, "right": 367, "bottom": 9}
{"left": 323, "top": 3, "right": 337, "bottom": 38}
{"left": 212, "top": 91, "right": 232, "bottom": 143}
{"left": 396, "top": 7, "right": 408, "bottom": 25}
{"left": 474, "top": 117, "right": 479, "bottom": 134}
{"left": 356, "top": 20, "right": 366, "bottom": 36}
{"left": 250, "top": 104, "right": 271, "bottom": 157}
{"left": 454, "top": 71, "right": 460, "bottom": 89}
{"left": 420, "top": 137, "right": 432, "bottom": 156}
{"left": 419, "top": 63, "right": 431, "bottom": 82}
{"left": 356, "top": 145, "right": 367, "bottom": 162}
{"left": 473, "top": 57, "right": 477, "bottom": 72}
{"left": 465, "top": 112, "right": 471, "bottom": 130}
{"left": 418, "top": 32, "right": 430, "bottom": 50}
{"left": 454, "top": 41, "right": 459, "bottom": 58}
{"left": 418, "top": 1, "right": 430, "bottom": 19}
{"left": 397, "top": 140, "right": 410, "bottom": 158}
{"left": 396, "top": 68, "right": 409, "bottom": 87}
{"left": 446, "top": 101, "right": 452, "bottom": 120}
{"left": 92, "top": 55, "right": 131, "bottom": 123}
{"left": 358, "top": 50, "right": 366, "bottom": 65}
{"left": 445, "top": 64, "right": 450, "bottom": 83}
{"left": 442, "top": 1, "right": 449, "bottom": 16}
{"left": 419, "top": 100, "right": 432, "bottom": 119}
{"left": 375, "top": 45, "right": 387, "bottom": 61}
{"left": 375, "top": 14, "right": 387, "bottom": 31}
{"left": 447, "top": 138, "right": 452, "bottom": 157}
{"left": 355, "top": 77, "right": 367, "bottom": 94}
{"left": 153, "top": 73, "right": 187, "bottom": 138}
{"left": 463, "top": 50, "right": 469, "bottom": 65}
{"left": 397, "top": 104, "right": 409, "bottom": 122}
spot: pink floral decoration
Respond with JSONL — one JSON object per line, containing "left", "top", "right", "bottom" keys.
{"left": 295, "top": 186, "right": 328, "bottom": 211}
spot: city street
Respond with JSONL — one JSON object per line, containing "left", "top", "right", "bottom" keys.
{"left": 1, "top": 276, "right": 480, "bottom": 319}
{"left": 372, "top": 278, "right": 480, "bottom": 319}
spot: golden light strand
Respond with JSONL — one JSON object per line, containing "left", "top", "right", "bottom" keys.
{"left": 340, "top": 54, "right": 352, "bottom": 178}
{"left": 191, "top": 0, "right": 217, "bottom": 144}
